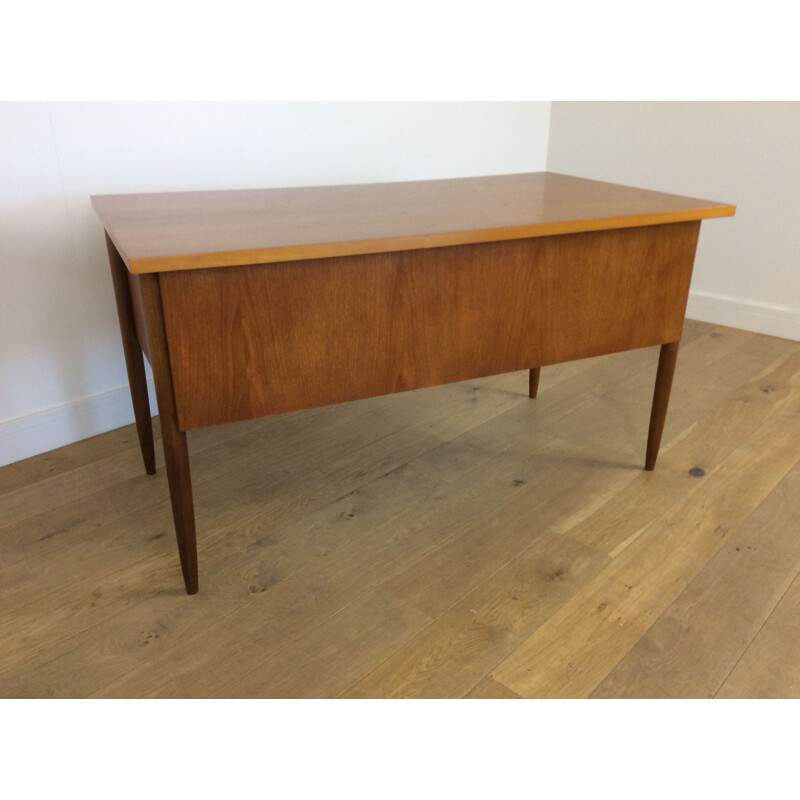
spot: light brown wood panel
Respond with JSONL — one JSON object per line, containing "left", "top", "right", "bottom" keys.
{"left": 341, "top": 534, "right": 607, "bottom": 699}
{"left": 490, "top": 387, "right": 800, "bottom": 698}
{"left": 214, "top": 590, "right": 433, "bottom": 699}
{"left": 464, "top": 677, "right": 523, "bottom": 699}
{"left": 534, "top": 323, "right": 765, "bottom": 464}
{"left": 0, "top": 375, "right": 531, "bottom": 679}
{"left": 0, "top": 446, "right": 159, "bottom": 535}
{"left": 90, "top": 172, "right": 734, "bottom": 273}
{"left": 379, "top": 438, "right": 628, "bottom": 620}
{"left": 716, "top": 572, "right": 800, "bottom": 698}
{"left": 558, "top": 344, "right": 800, "bottom": 554}
{"left": 161, "top": 222, "right": 700, "bottom": 429}
{"left": 0, "top": 371, "right": 552, "bottom": 695}
{"left": 591, "top": 458, "right": 800, "bottom": 698}
{"left": 220, "top": 439, "right": 633, "bottom": 699}
{"left": 5, "top": 321, "right": 799, "bottom": 700}
{"left": 92, "top": 441, "right": 570, "bottom": 698}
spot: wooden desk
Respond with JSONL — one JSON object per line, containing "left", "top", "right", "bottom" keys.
{"left": 92, "top": 172, "right": 735, "bottom": 594}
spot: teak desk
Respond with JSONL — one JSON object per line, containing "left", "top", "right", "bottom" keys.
{"left": 92, "top": 172, "right": 735, "bottom": 594}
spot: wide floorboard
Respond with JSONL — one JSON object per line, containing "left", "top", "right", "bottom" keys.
{"left": 1, "top": 320, "right": 798, "bottom": 698}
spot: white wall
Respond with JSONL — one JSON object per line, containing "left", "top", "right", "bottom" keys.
{"left": 547, "top": 101, "right": 800, "bottom": 342}
{"left": 0, "top": 101, "right": 552, "bottom": 467}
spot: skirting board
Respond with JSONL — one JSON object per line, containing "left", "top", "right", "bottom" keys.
{"left": 0, "top": 380, "right": 158, "bottom": 469}
{"left": 2, "top": 290, "right": 799, "bottom": 468}
{"left": 686, "top": 290, "right": 800, "bottom": 343}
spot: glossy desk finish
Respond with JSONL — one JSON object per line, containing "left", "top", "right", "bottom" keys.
{"left": 92, "top": 172, "right": 735, "bottom": 594}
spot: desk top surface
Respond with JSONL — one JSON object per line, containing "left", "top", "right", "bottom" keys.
{"left": 91, "top": 172, "right": 735, "bottom": 274}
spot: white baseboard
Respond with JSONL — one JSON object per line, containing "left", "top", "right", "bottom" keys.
{"left": 686, "top": 290, "right": 800, "bottom": 342}
{"left": 2, "top": 290, "right": 798, "bottom": 469}
{"left": 0, "top": 380, "right": 158, "bottom": 469}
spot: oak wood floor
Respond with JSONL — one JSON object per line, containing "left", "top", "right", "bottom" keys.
{"left": 2, "top": 319, "right": 799, "bottom": 698}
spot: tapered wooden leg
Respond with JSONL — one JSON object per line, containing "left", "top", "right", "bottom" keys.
{"left": 528, "top": 367, "right": 541, "bottom": 399}
{"left": 139, "top": 273, "right": 199, "bottom": 594}
{"left": 645, "top": 341, "right": 680, "bottom": 471}
{"left": 106, "top": 234, "right": 156, "bottom": 475}
{"left": 160, "top": 424, "right": 198, "bottom": 594}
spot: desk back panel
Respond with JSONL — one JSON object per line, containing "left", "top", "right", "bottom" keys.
{"left": 159, "top": 221, "right": 700, "bottom": 430}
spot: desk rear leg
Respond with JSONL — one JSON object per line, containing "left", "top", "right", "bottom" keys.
{"left": 645, "top": 341, "right": 680, "bottom": 471}
{"left": 139, "top": 274, "right": 199, "bottom": 595}
{"left": 528, "top": 367, "right": 541, "bottom": 399}
{"left": 106, "top": 234, "right": 156, "bottom": 475}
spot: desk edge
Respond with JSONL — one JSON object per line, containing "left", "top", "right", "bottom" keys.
{"left": 121, "top": 205, "right": 736, "bottom": 274}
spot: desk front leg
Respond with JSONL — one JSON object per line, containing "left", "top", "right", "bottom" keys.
{"left": 139, "top": 273, "right": 199, "bottom": 595}
{"left": 528, "top": 367, "right": 541, "bottom": 399}
{"left": 645, "top": 340, "right": 680, "bottom": 471}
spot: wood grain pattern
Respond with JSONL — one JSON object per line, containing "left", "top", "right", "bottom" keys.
{"left": 2, "top": 321, "right": 799, "bottom": 698}
{"left": 464, "top": 677, "right": 523, "bottom": 699}
{"left": 591, "top": 458, "right": 800, "bottom": 698}
{"left": 160, "top": 222, "right": 701, "bottom": 430}
{"left": 0, "top": 374, "right": 531, "bottom": 681}
{"left": 137, "top": 274, "right": 198, "bottom": 594}
{"left": 645, "top": 341, "right": 680, "bottom": 470}
{"left": 716, "top": 572, "right": 800, "bottom": 698}
{"left": 90, "top": 172, "right": 734, "bottom": 274}
{"left": 341, "top": 533, "right": 608, "bottom": 699}
{"left": 557, "top": 342, "right": 800, "bottom": 557}
{"left": 490, "top": 385, "right": 800, "bottom": 698}
{"left": 92, "top": 173, "right": 733, "bottom": 596}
